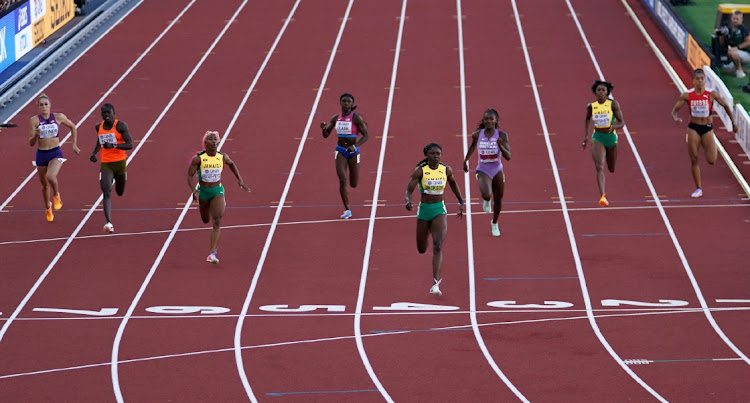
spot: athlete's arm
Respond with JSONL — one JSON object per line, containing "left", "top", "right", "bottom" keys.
{"left": 320, "top": 114, "right": 338, "bottom": 138}
{"left": 498, "top": 131, "right": 511, "bottom": 161}
{"left": 29, "top": 116, "right": 40, "bottom": 147}
{"left": 463, "top": 131, "right": 480, "bottom": 172}
{"left": 187, "top": 155, "right": 201, "bottom": 201}
{"left": 583, "top": 103, "right": 592, "bottom": 150}
{"left": 56, "top": 113, "right": 80, "bottom": 155}
{"left": 223, "top": 152, "right": 250, "bottom": 191}
{"left": 712, "top": 91, "right": 738, "bottom": 133}
{"left": 111, "top": 121, "right": 133, "bottom": 150}
{"left": 353, "top": 113, "right": 369, "bottom": 150}
{"left": 446, "top": 165, "right": 464, "bottom": 218}
{"left": 611, "top": 100, "right": 625, "bottom": 132}
{"left": 90, "top": 123, "right": 101, "bottom": 162}
{"left": 671, "top": 92, "right": 689, "bottom": 124}
{"left": 405, "top": 167, "right": 422, "bottom": 211}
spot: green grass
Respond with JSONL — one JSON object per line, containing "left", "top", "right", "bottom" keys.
{"left": 672, "top": 0, "right": 750, "bottom": 107}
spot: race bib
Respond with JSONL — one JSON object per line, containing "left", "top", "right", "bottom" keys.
{"left": 335, "top": 120, "right": 353, "bottom": 135}
{"left": 38, "top": 123, "right": 58, "bottom": 139}
{"left": 690, "top": 99, "right": 710, "bottom": 118}
{"left": 592, "top": 112, "right": 611, "bottom": 128}
{"left": 201, "top": 168, "right": 221, "bottom": 183}
{"left": 98, "top": 132, "right": 117, "bottom": 145}
{"left": 423, "top": 179, "right": 445, "bottom": 195}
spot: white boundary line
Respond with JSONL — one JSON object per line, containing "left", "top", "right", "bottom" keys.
{"left": 0, "top": 0, "right": 198, "bottom": 346}
{"left": 455, "top": 0, "right": 528, "bottom": 401}
{"left": 0, "top": 0, "right": 190, "bottom": 212}
{"left": 352, "top": 0, "right": 408, "bottom": 401}
{"left": 509, "top": 0, "right": 667, "bottom": 400}
{"left": 109, "top": 1, "right": 270, "bottom": 400}
{"left": 567, "top": 0, "right": 749, "bottom": 365}
{"left": 1, "top": 202, "right": 745, "bottom": 247}
{"left": 2, "top": 307, "right": 742, "bottom": 382}
{"left": 232, "top": 2, "right": 355, "bottom": 401}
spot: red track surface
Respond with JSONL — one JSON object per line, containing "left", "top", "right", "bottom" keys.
{"left": 1, "top": 0, "right": 749, "bottom": 401}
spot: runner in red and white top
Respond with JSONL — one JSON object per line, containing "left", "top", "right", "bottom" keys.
{"left": 671, "top": 69, "right": 737, "bottom": 198}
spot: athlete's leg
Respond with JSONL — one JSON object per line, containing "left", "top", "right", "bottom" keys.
{"left": 114, "top": 173, "right": 126, "bottom": 196}
{"left": 198, "top": 197, "right": 211, "bottom": 224}
{"left": 476, "top": 171, "right": 493, "bottom": 203}
{"left": 686, "top": 129, "right": 702, "bottom": 189}
{"left": 37, "top": 166, "right": 51, "bottom": 209}
{"left": 416, "top": 218, "right": 430, "bottom": 254}
{"left": 335, "top": 154, "right": 349, "bottom": 210}
{"left": 428, "top": 214, "right": 448, "bottom": 281}
{"left": 701, "top": 130, "right": 718, "bottom": 165}
{"left": 591, "top": 141, "right": 607, "bottom": 196}
{"left": 605, "top": 145, "right": 618, "bottom": 173}
{"left": 491, "top": 171, "right": 505, "bottom": 224}
{"left": 208, "top": 195, "right": 226, "bottom": 254}
{"left": 46, "top": 158, "right": 63, "bottom": 205}
{"left": 100, "top": 168, "right": 115, "bottom": 223}
{"left": 347, "top": 154, "right": 359, "bottom": 188}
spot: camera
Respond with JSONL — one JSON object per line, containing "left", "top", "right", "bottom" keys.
{"left": 716, "top": 25, "right": 730, "bottom": 37}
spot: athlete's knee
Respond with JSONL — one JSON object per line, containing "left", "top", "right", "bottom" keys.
{"left": 417, "top": 244, "right": 427, "bottom": 254}
{"left": 607, "top": 165, "right": 616, "bottom": 173}
{"left": 707, "top": 157, "right": 716, "bottom": 165}
{"left": 338, "top": 177, "right": 348, "bottom": 188}
{"left": 349, "top": 178, "right": 358, "bottom": 188}
{"left": 45, "top": 173, "right": 57, "bottom": 184}
{"left": 689, "top": 155, "right": 699, "bottom": 164}
{"left": 432, "top": 239, "right": 443, "bottom": 253}
{"left": 594, "top": 161, "right": 604, "bottom": 171}
{"left": 212, "top": 215, "right": 222, "bottom": 228}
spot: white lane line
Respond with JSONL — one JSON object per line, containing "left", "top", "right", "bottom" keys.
{"left": 110, "top": 2, "right": 259, "bottom": 400}
{"left": 2, "top": 307, "right": 738, "bottom": 381}
{"left": 232, "top": 2, "right": 350, "bottom": 402}
{"left": 566, "top": 0, "right": 750, "bottom": 366}
{"left": 352, "top": 0, "right": 407, "bottom": 401}
{"left": 1, "top": 202, "right": 746, "bottom": 247}
{"left": 509, "top": 0, "right": 667, "bottom": 401}
{"left": 108, "top": 2, "right": 302, "bottom": 402}
{"left": 0, "top": 0, "right": 190, "bottom": 212}
{"left": 0, "top": 0, "right": 199, "bottom": 346}
{"left": 455, "top": 0, "right": 528, "bottom": 401}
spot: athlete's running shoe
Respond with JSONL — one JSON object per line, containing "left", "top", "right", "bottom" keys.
{"left": 206, "top": 253, "right": 219, "bottom": 264}
{"left": 45, "top": 207, "right": 54, "bottom": 222}
{"left": 103, "top": 222, "right": 114, "bottom": 234}
{"left": 340, "top": 210, "right": 352, "bottom": 219}
{"left": 491, "top": 221, "right": 501, "bottom": 237}
{"left": 483, "top": 199, "right": 491, "bottom": 213}
{"left": 429, "top": 278, "right": 442, "bottom": 296}
{"left": 598, "top": 194, "right": 609, "bottom": 207}
{"left": 691, "top": 188, "right": 703, "bottom": 198}
{"left": 52, "top": 195, "right": 63, "bottom": 210}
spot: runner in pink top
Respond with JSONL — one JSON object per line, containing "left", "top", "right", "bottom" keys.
{"left": 320, "top": 93, "right": 370, "bottom": 219}
{"left": 463, "top": 109, "right": 511, "bottom": 236}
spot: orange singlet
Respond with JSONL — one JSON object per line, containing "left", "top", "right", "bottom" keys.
{"left": 97, "top": 119, "right": 127, "bottom": 163}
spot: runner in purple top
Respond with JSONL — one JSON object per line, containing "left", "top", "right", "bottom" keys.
{"left": 463, "top": 109, "right": 511, "bottom": 237}
{"left": 320, "top": 93, "right": 369, "bottom": 219}
{"left": 29, "top": 93, "right": 80, "bottom": 222}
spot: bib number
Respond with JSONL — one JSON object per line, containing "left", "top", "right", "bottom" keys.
{"left": 335, "top": 120, "right": 353, "bottom": 135}
{"left": 592, "top": 113, "right": 611, "bottom": 128}
{"left": 690, "top": 100, "right": 709, "bottom": 118}
{"left": 201, "top": 168, "right": 221, "bottom": 183}
{"left": 98, "top": 132, "right": 117, "bottom": 145}
{"left": 38, "top": 123, "right": 58, "bottom": 139}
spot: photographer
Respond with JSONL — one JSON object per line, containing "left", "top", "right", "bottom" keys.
{"left": 721, "top": 10, "right": 750, "bottom": 78}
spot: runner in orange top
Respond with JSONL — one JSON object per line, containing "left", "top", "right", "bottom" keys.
{"left": 89, "top": 103, "right": 133, "bottom": 233}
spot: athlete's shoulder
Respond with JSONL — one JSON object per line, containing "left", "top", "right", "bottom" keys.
{"left": 197, "top": 150, "right": 206, "bottom": 156}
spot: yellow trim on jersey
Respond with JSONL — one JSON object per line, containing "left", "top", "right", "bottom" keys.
{"left": 198, "top": 151, "right": 224, "bottom": 183}
{"left": 419, "top": 163, "right": 447, "bottom": 195}
{"left": 591, "top": 99, "right": 615, "bottom": 132}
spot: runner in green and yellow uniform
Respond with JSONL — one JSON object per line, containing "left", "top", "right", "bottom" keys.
{"left": 187, "top": 131, "right": 250, "bottom": 264}
{"left": 405, "top": 142, "right": 465, "bottom": 296}
{"left": 582, "top": 80, "right": 625, "bottom": 207}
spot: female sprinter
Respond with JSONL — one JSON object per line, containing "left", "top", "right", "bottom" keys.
{"left": 406, "top": 143, "right": 465, "bottom": 296}
{"left": 320, "top": 93, "right": 369, "bottom": 219}
{"left": 29, "top": 93, "right": 80, "bottom": 221}
{"left": 187, "top": 131, "right": 250, "bottom": 264}
{"left": 463, "top": 108, "right": 511, "bottom": 236}
{"left": 671, "top": 69, "right": 737, "bottom": 198}
{"left": 582, "top": 80, "right": 625, "bottom": 207}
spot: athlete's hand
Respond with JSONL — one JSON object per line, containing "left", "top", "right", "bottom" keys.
{"left": 239, "top": 181, "right": 250, "bottom": 192}
{"left": 463, "top": 160, "right": 469, "bottom": 173}
{"left": 673, "top": 116, "right": 683, "bottom": 125}
{"left": 89, "top": 154, "right": 97, "bottom": 163}
{"left": 102, "top": 142, "right": 115, "bottom": 149}
{"left": 581, "top": 138, "right": 588, "bottom": 150}
{"left": 73, "top": 144, "right": 81, "bottom": 155}
{"left": 456, "top": 203, "right": 464, "bottom": 218}
{"left": 733, "top": 123, "right": 738, "bottom": 133}
{"left": 320, "top": 122, "right": 327, "bottom": 129}
{"left": 405, "top": 201, "right": 413, "bottom": 211}
{"left": 348, "top": 145, "right": 357, "bottom": 153}
{"left": 192, "top": 189, "right": 199, "bottom": 202}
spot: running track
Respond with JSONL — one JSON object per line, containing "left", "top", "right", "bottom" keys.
{"left": 0, "top": 0, "right": 749, "bottom": 401}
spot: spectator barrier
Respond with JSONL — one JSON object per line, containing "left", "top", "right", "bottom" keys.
{"left": 640, "top": 0, "right": 711, "bottom": 70}
{"left": 703, "top": 65, "right": 734, "bottom": 131}
{"left": 735, "top": 103, "right": 750, "bottom": 158}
